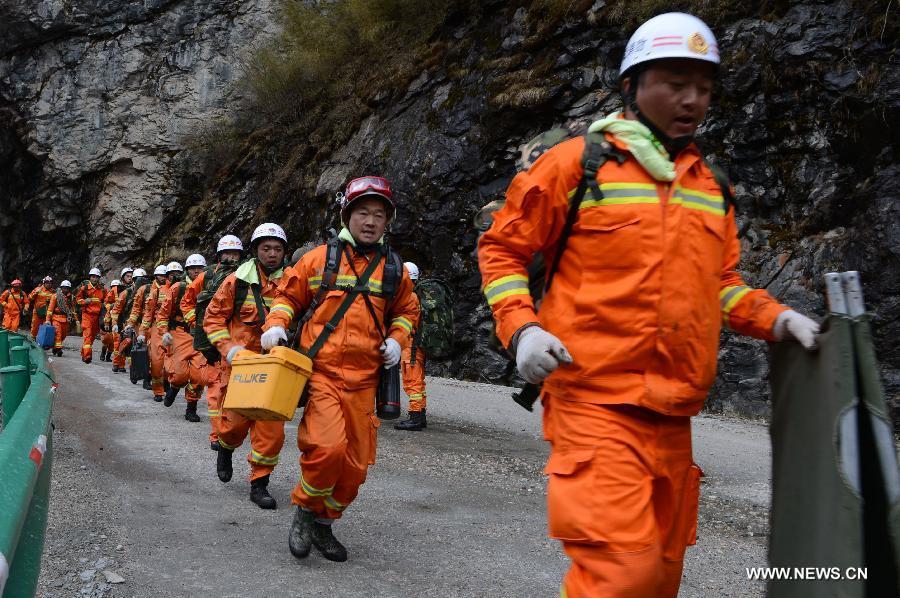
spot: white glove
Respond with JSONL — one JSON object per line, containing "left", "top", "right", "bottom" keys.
{"left": 226, "top": 345, "right": 245, "bottom": 364}
{"left": 161, "top": 332, "right": 173, "bottom": 347}
{"left": 261, "top": 326, "right": 287, "bottom": 350}
{"left": 380, "top": 338, "right": 401, "bottom": 368}
{"left": 515, "top": 326, "right": 574, "bottom": 384}
{"left": 112, "top": 325, "right": 119, "bottom": 334}
{"left": 774, "top": 309, "right": 820, "bottom": 351}
{"left": 136, "top": 334, "right": 146, "bottom": 345}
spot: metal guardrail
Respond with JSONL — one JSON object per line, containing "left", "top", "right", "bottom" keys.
{"left": 0, "top": 330, "right": 56, "bottom": 597}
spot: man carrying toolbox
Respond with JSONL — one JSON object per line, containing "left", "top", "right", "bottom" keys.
{"left": 204, "top": 224, "right": 289, "bottom": 510}
{"left": 261, "top": 176, "right": 419, "bottom": 563}
{"left": 478, "top": 13, "right": 819, "bottom": 597}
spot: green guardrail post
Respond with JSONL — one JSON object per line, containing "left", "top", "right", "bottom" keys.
{"left": 9, "top": 346, "right": 30, "bottom": 372}
{"left": 0, "top": 330, "right": 8, "bottom": 368}
{"left": 0, "top": 366, "right": 30, "bottom": 429}
{"left": 7, "top": 335, "right": 23, "bottom": 352}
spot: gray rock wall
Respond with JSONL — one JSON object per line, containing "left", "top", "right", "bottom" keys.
{"left": 0, "top": 0, "right": 278, "bottom": 278}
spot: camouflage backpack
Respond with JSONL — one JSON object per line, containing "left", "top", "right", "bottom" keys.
{"left": 412, "top": 278, "right": 454, "bottom": 360}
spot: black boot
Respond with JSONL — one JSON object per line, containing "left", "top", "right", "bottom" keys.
{"left": 210, "top": 440, "right": 220, "bottom": 451}
{"left": 142, "top": 377, "right": 152, "bottom": 390}
{"left": 312, "top": 521, "right": 348, "bottom": 562}
{"left": 250, "top": 475, "right": 277, "bottom": 509}
{"left": 163, "top": 385, "right": 180, "bottom": 407}
{"left": 184, "top": 401, "right": 201, "bottom": 422}
{"left": 153, "top": 394, "right": 164, "bottom": 402}
{"left": 99, "top": 348, "right": 107, "bottom": 361}
{"left": 288, "top": 507, "right": 315, "bottom": 559}
{"left": 217, "top": 447, "right": 233, "bottom": 482}
{"left": 394, "top": 409, "right": 427, "bottom": 431}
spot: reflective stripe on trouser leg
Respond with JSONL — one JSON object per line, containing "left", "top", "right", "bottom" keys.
{"left": 247, "top": 420, "right": 285, "bottom": 481}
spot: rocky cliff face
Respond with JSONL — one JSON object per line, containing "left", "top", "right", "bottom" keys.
{"left": 1, "top": 0, "right": 897, "bottom": 423}
{"left": 0, "top": 0, "right": 278, "bottom": 277}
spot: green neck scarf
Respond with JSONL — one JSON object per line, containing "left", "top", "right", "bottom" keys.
{"left": 587, "top": 112, "right": 676, "bottom": 182}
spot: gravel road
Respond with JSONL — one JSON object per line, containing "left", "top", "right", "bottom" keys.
{"left": 36, "top": 338, "right": 768, "bottom": 597}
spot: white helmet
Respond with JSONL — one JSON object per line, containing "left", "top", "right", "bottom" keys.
{"left": 133, "top": 268, "right": 147, "bottom": 277}
{"left": 217, "top": 235, "right": 243, "bottom": 253}
{"left": 110, "top": 279, "right": 122, "bottom": 287}
{"left": 185, "top": 254, "right": 207, "bottom": 268}
{"left": 620, "top": 13, "right": 719, "bottom": 78}
{"left": 42, "top": 276, "right": 53, "bottom": 283}
{"left": 251, "top": 223, "right": 287, "bottom": 246}
{"left": 404, "top": 262, "right": 420, "bottom": 281}
{"left": 120, "top": 267, "right": 134, "bottom": 277}
{"left": 153, "top": 265, "right": 167, "bottom": 276}
{"left": 166, "top": 261, "right": 184, "bottom": 273}
{"left": 88, "top": 267, "right": 102, "bottom": 277}
{"left": 60, "top": 280, "right": 72, "bottom": 288}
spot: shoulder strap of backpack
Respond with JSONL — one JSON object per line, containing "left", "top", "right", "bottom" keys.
{"left": 286, "top": 238, "right": 342, "bottom": 348}
{"left": 301, "top": 244, "right": 383, "bottom": 358}
{"left": 232, "top": 269, "right": 268, "bottom": 327}
{"left": 544, "top": 133, "right": 626, "bottom": 292}
{"left": 707, "top": 163, "right": 735, "bottom": 215}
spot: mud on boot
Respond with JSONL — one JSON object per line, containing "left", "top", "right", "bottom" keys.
{"left": 163, "top": 385, "right": 181, "bottom": 407}
{"left": 288, "top": 507, "right": 315, "bottom": 559}
{"left": 394, "top": 409, "right": 427, "bottom": 431}
{"left": 216, "top": 446, "right": 233, "bottom": 482}
{"left": 250, "top": 475, "right": 277, "bottom": 509}
{"left": 312, "top": 521, "right": 348, "bottom": 562}
{"left": 184, "top": 401, "right": 201, "bottom": 422}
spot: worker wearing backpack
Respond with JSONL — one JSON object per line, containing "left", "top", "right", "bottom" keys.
{"left": 181, "top": 235, "right": 244, "bottom": 449}
{"left": 478, "top": 13, "right": 820, "bottom": 597}
{"left": 394, "top": 261, "right": 455, "bottom": 431}
{"left": 204, "top": 224, "right": 289, "bottom": 510}
{"left": 261, "top": 176, "right": 419, "bottom": 563}
{"left": 110, "top": 267, "right": 139, "bottom": 373}
{"left": 27, "top": 276, "right": 55, "bottom": 338}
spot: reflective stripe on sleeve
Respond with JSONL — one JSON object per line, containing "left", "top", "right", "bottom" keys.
{"left": 720, "top": 285, "right": 752, "bottom": 328}
{"left": 391, "top": 317, "right": 413, "bottom": 334}
{"left": 483, "top": 274, "right": 530, "bottom": 306}
{"left": 207, "top": 329, "right": 231, "bottom": 343}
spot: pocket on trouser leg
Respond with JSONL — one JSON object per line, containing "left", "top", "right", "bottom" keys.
{"left": 676, "top": 464, "right": 702, "bottom": 550}
{"left": 545, "top": 449, "right": 597, "bottom": 542}
{"left": 367, "top": 414, "right": 381, "bottom": 465}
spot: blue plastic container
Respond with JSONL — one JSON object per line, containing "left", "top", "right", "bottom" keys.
{"left": 36, "top": 324, "right": 56, "bottom": 349}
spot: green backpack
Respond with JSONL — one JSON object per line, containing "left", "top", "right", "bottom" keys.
{"left": 192, "top": 263, "right": 238, "bottom": 351}
{"left": 413, "top": 278, "right": 454, "bottom": 359}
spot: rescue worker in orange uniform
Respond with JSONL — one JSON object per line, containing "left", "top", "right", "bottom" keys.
{"left": 394, "top": 261, "right": 428, "bottom": 431}
{"left": 261, "top": 176, "right": 419, "bottom": 562}
{"left": 74, "top": 268, "right": 105, "bottom": 363}
{"left": 478, "top": 13, "right": 821, "bottom": 597}
{"left": 182, "top": 235, "right": 244, "bottom": 450}
{"left": 126, "top": 267, "right": 159, "bottom": 390}
{"left": 100, "top": 279, "right": 123, "bottom": 362}
{"left": 204, "top": 224, "right": 289, "bottom": 510}
{"left": 109, "top": 267, "right": 137, "bottom": 372}
{"left": 159, "top": 254, "right": 207, "bottom": 421}
{"left": 1, "top": 279, "right": 29, "bottom": 332}
{"left": 27, "top": 276, "right": 55, "bottom": 338}
{"left": 138, "top": 265, "right": 171, "bottom": 401}
{"left": 46, "top": 280, "right": 76, "bottom": 356}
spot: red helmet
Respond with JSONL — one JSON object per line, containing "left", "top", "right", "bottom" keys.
{"left": 11, "top": 279, "right": 22, "bottom": 286}
{"left": 340, "top": 176, "right": 395, "bottom": 225}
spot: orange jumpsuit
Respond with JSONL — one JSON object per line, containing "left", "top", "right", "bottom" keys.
{"left": 28, "top": 285, "right": 55, "bottom": 337}
{"left": 158, "top": 281, "right": 204, "bottom": 404}
{"left": 110, "top": 286, "right": 136, "bottom": 368}
{"left": 263, "top": 240, "right": 419, "bottom": 519}
{"left": 478, "top": 134, "right": 788, "bottom": 597}
{"left": 182, "top": 268, "right": 228, "bottom": 443}
{"left": 101, "top": 288, "right": 118, "bottom": 355}
{"left": 140, "top": 280, "right": 169, "bottom": 395}
{"left": 1, "top": 288, "right": 28, "bottom": 332}
{"left": 74, "top": 281, "right": 105, "bottom": 362}
{"left": 45, "top": 291, "right": 75, "bottom": 349}
{"left": 401, "top": 345, "right": 427, "bottom": 412}
{"left": 203, "top": 260, "right": 286, "bottom": 481}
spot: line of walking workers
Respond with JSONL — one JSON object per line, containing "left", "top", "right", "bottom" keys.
{"left": 0, "top": 175, "right": 458, "bottom": 562}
